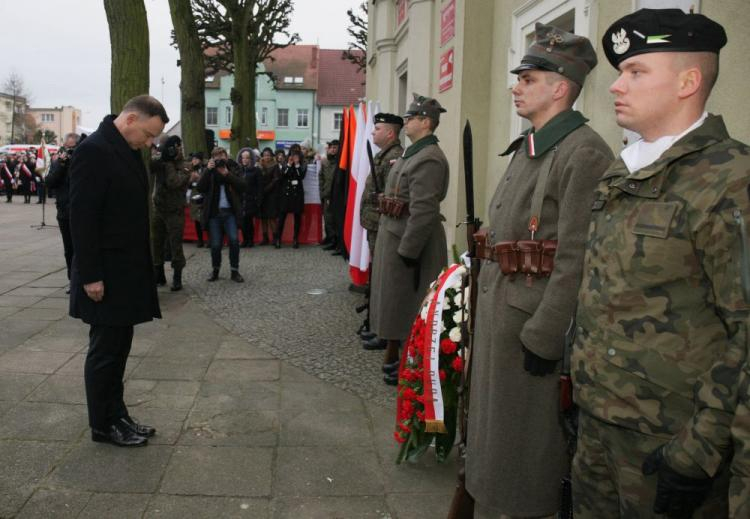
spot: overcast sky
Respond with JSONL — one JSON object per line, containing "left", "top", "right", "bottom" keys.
{"left": 0, "top": 0, "right": 359, "bottom": 129}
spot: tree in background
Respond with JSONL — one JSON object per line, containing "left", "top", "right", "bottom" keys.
{"left": 3, "top": 72, "right": 31, "bottom": 144}
{"left": 342, "top": 2, "right": 367, "bottom": 74}
{"left": 193, "top": 0, "right": 298, "bottom": 156}
{"left": 169, "top": 0, "right": 207, "bottom": 157}
{"left": 33, "top": 129, "right": 58, "bottom": 145}
{"left": 103, "top": 0, "right": 150, "bottom": 114}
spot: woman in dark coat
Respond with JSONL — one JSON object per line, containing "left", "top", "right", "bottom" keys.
{"left": 258, "top": 147, "right": 281, "bottom": 245}
{"left": 237, "top": 148, "right": 262, "bottom": 247}
{"left": 276, "top": 149, "right": 306, "bottom": 249}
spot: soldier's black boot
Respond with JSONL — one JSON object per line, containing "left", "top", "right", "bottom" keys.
{"left": 170, "top": 268, "right": 183, "bottom": 291}
{"left": 154, "top": 265, "right": 167, "bottom": 286}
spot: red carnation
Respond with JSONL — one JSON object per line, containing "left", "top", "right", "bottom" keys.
{"left": 439, "top": 369, "right": 447, "bottom": 382}
{"left": 451, "top": 356, "right": 463, "bottom": 372}
{"left": 440, "top": 338, "right": 457, "bottom": 355}
{"left": 398, "top": 422, "right": 410, "bottom": 433}
{"left": 394, "top": 431, "right": 407, "bottom": 443}
{"left": 402, "top": 387, "right": 417, "bottom": 401}
{"left": 402, "top": 399, "right": 414, "bottom": 417}
{"left": 416, "top": 410, "right": 425, "bottom": 421}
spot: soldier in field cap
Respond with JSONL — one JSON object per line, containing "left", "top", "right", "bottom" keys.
{"left": 571, "top": 9, "right": 750, "bottom": 518}
{"left": 370, "top": 95, "right": 449, "bottom": 386}
{"left": 465, "top": 22, "right": 613, "bottom": 518}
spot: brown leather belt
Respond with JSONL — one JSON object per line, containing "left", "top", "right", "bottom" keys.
{"left": 474, "top": 229, "right": 557, "bottom": 278}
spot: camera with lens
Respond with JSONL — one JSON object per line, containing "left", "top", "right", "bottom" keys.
{"left": 58, "top": 146, "right": 76, "bottom": 162}
{"left": 214, "top": 159, "right": 227, "bottom": 169}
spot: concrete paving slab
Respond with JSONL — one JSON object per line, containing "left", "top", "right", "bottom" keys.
{"left": 17, "top": 307, "right": 69, "bottom": 321}
{"left": 274, "top": 446, "right": 384, "bottom": 497}
{"left": 281, "top": 382, "right": 365, "bottom": 412}
{"left": 0, "top": 319, "right": 52, "bottom": 348}
{"left": 380, "top": 449, "right": 459, "bottom": 494}
{"left": 0, "top": 440, "right": 66, "bottom": 517}
{"left": 0, "top": 306, "right": 22, "bottom": 319}
{"left": 130, "top": 356, "right": 211, "bottom": 381}
{"left": 15, "top": 488, "right": 90, "bottom": 519}
{"left": 5, "top": 286, "right": 61, "bottom": 297}
{"left": 126, "top": 407, "right": 189, "bottom": 446}
{"left": 0, "top": 372, "right": 45, "bottom": 401}
{"left": 0, "top": 402, "right": 88, "bottom": 441}
{"left": 26, "top": 375, "right": 87, "bottom": 405}
{"left": 78, "top": 492, "right": 149, "bottom": 519}
{"left": 30, "top": 297, "right": 70, "bottom": 310}
{"left": 279, "top": 363, "right": 321, "bottom": 383}
{"left": 0, "top": 401, "right": 14, "bottom": 418}
{"left": 160, "top": 446, "right": 273, "bottom": 497}
{"left": 0, "top": 294, "right": 44, "bottom": 307}
{"left": 204, "top": 359, "right": 280, "bottom": 382}
{"left": 279, "top": 408, "right": 371, "bottom": 447}
{"left": 48, "top": 443, "right": 173, "bottom": 493}
{"left": 387, "top": 492, "right": 455, "bottom": 519}
{"left": 125, "top": 379, "right": 201, "bottom": 410}
{"left": 0, "top": 349, "right": 73, "bottom": 374}
{"left": 271, "top": 496, "right": 392, "bottom": 519}
{"left": 180, "top": 409, "right": 278, "bottom": 447}
{"left": 215, "top": 339, "right": 277, "bottom": 360}
{"left": 20, "top": 335, "right": 86, "bottom": 353}
{"left": 193, "top": 381, "right": 280, "bottom": 412}
{"left": 144, "top": 495, "right": 269, "bottom": 519}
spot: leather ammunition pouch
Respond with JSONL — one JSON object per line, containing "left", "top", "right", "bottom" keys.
{"left": 474, "top": 229, "right": 557, "bottom": 278}
{"left": 378, "top": 194, "right": 409, "bottom": 218}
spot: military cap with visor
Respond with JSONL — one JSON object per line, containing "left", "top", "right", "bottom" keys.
{"left": 511, "top": 22, "right": 598, "bottom": 85}
{"left": 603, "top": 8, "right": 727, "bottom": 69}
{"left": 373, "top": 113, "right": 404, "bottom": 127}
{"left": 403, "top": 93, "right": 447, "bottom": 122}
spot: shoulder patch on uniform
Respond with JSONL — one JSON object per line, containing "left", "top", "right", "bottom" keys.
{"left": 631, "top": 201, "right": 679, "bottom": 239}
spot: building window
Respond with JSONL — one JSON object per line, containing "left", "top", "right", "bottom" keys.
{"left": 261, "top": 107, "right": 268, "bottom": 126}
{"left": 206, "top": 107, "right": 218, "bottom": 125}
{"left": 277, "top": 108, "right": 289, "bottom": 127}
{"left": 294, "top": 77, "right": 304, "bottom": 84}
{"left": 296, "top": 109, "right": 309, "bottom": 128}
{"left": 225, "top": 106, "right": 232, "bottom": 125}
{"left": 283, "top": 77, "right": 294, "bottom": 84}
{"left": 333, "top": 113, "right": 343, "bottom": 131}
{"left": 41, "top": 113, "right": 55, "bottom": 122}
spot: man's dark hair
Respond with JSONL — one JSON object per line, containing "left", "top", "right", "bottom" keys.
{"left": 121, "top": 95, "right": 169, "bottom": 123}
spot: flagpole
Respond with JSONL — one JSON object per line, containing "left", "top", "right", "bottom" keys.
{"left": 31, "top": 138, "right": 57, "bottom": 230}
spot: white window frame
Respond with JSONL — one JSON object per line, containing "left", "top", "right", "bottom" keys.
{"left": 296, "top": 109, "right": 309, "bottom": 128}
{"left": 333, "top": 112, "right": 343, "bottom": 131}
{"left": 261, "top": 107, "right": 268, "bottom": 126}
{"left": 277, "top": 108, "right": 289, "bottom": 127}
{"left": 508, "top": 0, "right": 596, "bottom": 139}
{"left": 225, "top": 106, "right": 232, "bottom": 125}
{"left": 206, "top": 106, "right": 218, "bottom": 125}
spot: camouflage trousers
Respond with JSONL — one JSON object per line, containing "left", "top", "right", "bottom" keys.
{"left": 573, "top": 411, "right": 729, "bottom": 518}
{"left": 151, "top": 209, "right": 186, "bottom": 270}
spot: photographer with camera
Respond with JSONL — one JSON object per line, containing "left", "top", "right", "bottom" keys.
{"left": 276, "top": 148, "right": 306, "bottom": 249}
{"left": 187, "top": 152, "right": 206, "bottom": 248}
{"left": 197, "top": 147, "right": 246, "bottom": 282}
{"left": 45, "top": 133, "right": 81, "bottom": 286}
{"left": 150, "top": 136, "right": 190, "bottom": 291}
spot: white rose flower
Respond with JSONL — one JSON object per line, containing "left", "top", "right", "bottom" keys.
{"left": 449, "top": 327, "right": 461, "bottom": 343}
{"left": 440, "top": 321, "right": 446, "bottom": 334}
{"left": 452, "top": 310, "right": 462, "bottom": 324}
{"left": 453, "top": 292, "right": 463, "bottom": 307}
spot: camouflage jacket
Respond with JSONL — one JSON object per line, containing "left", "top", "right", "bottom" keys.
{"left": 318, "top": 157, "right": 337, "bottom": 201}
{"left": 572, "top": 114, "right": 750, "bottom": 479}
{"left": 151, "top": 159, "right": 190, "bottom": 213}
{"left": 360, "top": 140, "right": 403, "bottom": 232}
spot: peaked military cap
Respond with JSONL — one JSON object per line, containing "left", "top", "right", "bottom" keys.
{"left": 603, "top": 9, "right": 727, "bottom": 69}
{"left": 403, "top": 93, "right": 447, "bottom": 121}
{"left": 511, "top": 22, "right": 597, "bottom": 85}
{"left": 373, "top": 113, "right": 404, "bottom": 127}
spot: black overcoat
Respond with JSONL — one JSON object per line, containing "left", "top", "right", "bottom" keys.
{"left": 68, "top": 115, "right": 161, "bottom": 326}
{"left": 279, "top": 163, "right": 306, "bottom": 214}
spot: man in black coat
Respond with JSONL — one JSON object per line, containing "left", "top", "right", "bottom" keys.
{"left": 45, "top": 132, "right": 80, "bottom": 287}
{"left": 68, "top": 95, "right": 168, "bottom": 447}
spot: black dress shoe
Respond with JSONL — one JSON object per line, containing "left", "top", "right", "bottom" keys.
{"left": 231, "top": 270, "right": 245, "bottom": 283}
{"left": 322, "top": 243, "right": 336, "bottom": 251}
{"left": 120, "top": 416, "right": 156, "bottom": 437}
{"left": 382, "top": 360, "right": 400, "bottom": 373}
{"left": 359, "top": 330, "right": 376, "bottom": 341}
{"left": 363, "top": 337, "right": 387, "bottom": 350}
{"left": 331, "top": 250, "right": 343, "bottom": 256}
{"left": 91, "top": 423, "right": 148, "bottom": 446}
{"left": 292, "top": 240, "right": 299, "bottom": 249}
{"left": 383, "top": 371, "right": 399, "bottom": 386}
{"left": 197, "top": 242, "right": 204, "bottom": 248}
{"left": 208, "top": 269, "right": 219, "bottom": 281}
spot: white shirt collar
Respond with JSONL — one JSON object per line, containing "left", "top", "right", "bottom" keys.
{"left": 621, "top": 112, "right": 708, "bottom": 175}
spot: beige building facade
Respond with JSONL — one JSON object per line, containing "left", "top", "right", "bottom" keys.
{"left": 28, "top": 106, "right": 81, "bottom": 143}
{"left": 0, "top": 93, "right": 27, "bottom": 144}
{"left": 366, "top": 0, "right": 750, "bottom": 248}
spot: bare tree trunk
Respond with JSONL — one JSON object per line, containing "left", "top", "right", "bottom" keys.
{"left": 228, "top": 5, "right": 255, "bottom": 157}
{"left": 168, "top": 0, "right": 207, "bottom": 156}
{"left": 103, "top": 0, "right": 150, "bottom": 113}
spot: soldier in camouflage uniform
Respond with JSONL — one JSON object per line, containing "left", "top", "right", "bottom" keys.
{"left": 150, "top": 136, "right": 190, "bottom": 291}
{"left": 319, "top": 140, "right": 339, "bottom": 249}
{"left": 361, "top": 113, "right": 404, "bottom": 258}
{"left": 572, "top": 9, "right": 750, "bottom": 518}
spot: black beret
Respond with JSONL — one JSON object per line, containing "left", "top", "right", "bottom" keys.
{"left": 373, "top": 113, "right": 404, "bottom": 127}
{"left": 326, "top": 139, "right": 340, "bottom": 146}
{"left": 603, "top": 8, "right": 727, "bottom": 69}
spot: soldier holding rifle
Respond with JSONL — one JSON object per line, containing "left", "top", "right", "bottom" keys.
{"left": 464, "top": 24, "right": 612, "bottom": 518}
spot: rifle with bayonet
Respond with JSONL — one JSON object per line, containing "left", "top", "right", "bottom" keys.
{"left": 447, "top": 121, "right": 482, "bottom": 519}
{"left": 355, "top": 141, "right": 381, "bottom": 336}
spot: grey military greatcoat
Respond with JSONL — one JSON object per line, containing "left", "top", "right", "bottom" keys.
{"left": 370, "top": 135, "right": 449, "bottom": 341}
{"left": 465, "top": 110, "right": 613, "bottom": 516}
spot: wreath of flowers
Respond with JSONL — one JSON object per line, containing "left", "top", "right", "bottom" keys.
{"left": 394, "top": 264, "right": 469, "bottom": 464}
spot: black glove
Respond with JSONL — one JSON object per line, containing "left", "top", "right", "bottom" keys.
{"left": 642, "top": 446, "right": 713, "bottom": 519}
{"left": 398, "top": 254, "right": 420, "bottom": 290}
{"left": 522, "top": 346, "right": 557, "bottom": 376}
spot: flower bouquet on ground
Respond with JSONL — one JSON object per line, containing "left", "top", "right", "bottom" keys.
{"left": 394, "top": 263, "right": 469, "bottom": 464}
